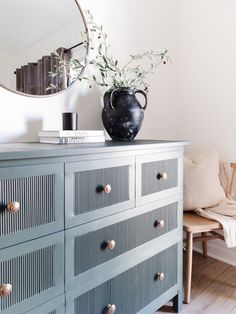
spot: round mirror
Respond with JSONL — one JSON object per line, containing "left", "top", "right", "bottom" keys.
{"left": 0, "top": 0, "right": 88, "bottom": 97}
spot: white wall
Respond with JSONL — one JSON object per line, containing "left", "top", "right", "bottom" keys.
{"left": 178, "top": 0, "right": 236, "bottom": 160}
{"left": 178, "top": 0, "right": 236, "bottom": 263}
{"left": 0, "top": 0, "right": 179, "bottom": 143}
{"left": 84, "top": 0, "right": 180, "bottom": 140}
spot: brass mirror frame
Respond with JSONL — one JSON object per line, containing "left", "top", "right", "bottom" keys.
{"left": 0, "top": 0, "right": 89, "bottom": 98}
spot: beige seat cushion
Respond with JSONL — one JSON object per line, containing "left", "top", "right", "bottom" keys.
{"left": 184, "top": 147, "right": 226, "bottom": 211}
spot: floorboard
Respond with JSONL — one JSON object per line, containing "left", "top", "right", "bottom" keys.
{"left": 158, "top": 251, "right": 236, "bottom": 314}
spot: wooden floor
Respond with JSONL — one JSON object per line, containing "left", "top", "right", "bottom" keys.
{"left": 158, "top": 251, "right": 236, "bottom": 314}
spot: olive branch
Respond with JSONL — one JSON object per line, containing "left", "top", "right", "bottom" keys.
{"left": 48, "top": 10, "right": 169, "bottom": 92}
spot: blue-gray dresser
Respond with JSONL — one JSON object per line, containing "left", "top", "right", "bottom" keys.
{"left": 0, "top": 140, "right": 187, "bottom": 314}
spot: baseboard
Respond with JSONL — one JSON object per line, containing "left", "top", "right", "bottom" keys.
{"left": 194, "top": 239, "right": 236, "bottom": 267}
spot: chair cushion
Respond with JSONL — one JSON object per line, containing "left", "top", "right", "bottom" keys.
{"left": 184, "top": 147, "right": 226, "bottom": 211}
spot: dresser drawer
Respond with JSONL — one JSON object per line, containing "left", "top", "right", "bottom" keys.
{"left": 0, "top": 233, "right": 64, "bottom": 314}
{"left": 66, "top": 201, "right": 178, "bottom": 279}
{"left": 25, "top": 295, "right": 65, "bottom": 314}
{"left": 67, "top": 244, "right": 178, "bottom": 314}
{"left": 65, "top": 157, "right": 135, "bottom": 228}
{"left": 136, "top": 151, "right": 182, "bottom": 205}
{"left": 0, "top": 163, "right": 64, "bottom": 249}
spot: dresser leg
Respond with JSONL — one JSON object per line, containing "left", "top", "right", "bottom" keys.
{"left": 184, "top": 231, "right": 193, "bottom": 304}
{"left": 173, "top": 292, "right": 183, "bottom": 313}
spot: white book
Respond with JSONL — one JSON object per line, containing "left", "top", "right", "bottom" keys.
{"left": 38, "top": 130, "right": 105, "bottom": 138}
{"left": 40, "top": 136, "right": 106, "bottom": 144}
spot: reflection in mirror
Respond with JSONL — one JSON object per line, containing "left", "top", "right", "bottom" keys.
{"left": 0, "top": 0, "right": 88, "bottom": 96}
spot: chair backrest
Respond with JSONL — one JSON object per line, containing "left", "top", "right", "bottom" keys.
{"left": 229, "top": 163, "right": 236, "bottom": 197}
{"left": 219, "top": 161, "right": 236, "bottom": 198}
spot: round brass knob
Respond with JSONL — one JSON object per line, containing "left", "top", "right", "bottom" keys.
{"left": 106, "top": 240, "right": 116, "bottom": 250}
{"left": 155, "top": 272, "right": 165, "bottom": 281}
{"left": 154, "top": 219, "right": 165, "bottom": 229}
{"left": 157, "top": 172, "right": 168, "bottom": 181}
{"left": 107, "top": 304, "right": 116, "bottom": 314}
{"left": 0, "top": 284, "right": 12, "bottom": 297}
{"left": 7, "top": 201, "right": 20, "bottom": 214}
{"left": 104, "top": 184, "right": 112, "bottom": 194}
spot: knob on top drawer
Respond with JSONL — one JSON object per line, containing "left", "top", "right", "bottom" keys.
{"left": 65, "top": 157, "right": 135, "bottom": 227}
{"left": 0, "top": 284, "right": 12, "bottom": 297}
{"left": 141, "top": 159, "right": 178, "bottom": 196}
{"left": 154, "top": 219, "right": 165, "bottom": 229}
{"left": 73, "top": 166, "right": 130, "bottom": 215}
{"left": 137, "top": 152, "right": 180, "bottom": 205}
{"left": 154, "top": 272, "right": 165, "bottom": 281}
{"left": 157, "top": 172, "right": 168, "bottom": 181}
{"left": 7, "top": 201, "right": 20, "bottom": 214}
{"left": 103, "top": 184, "right": 112, "bottom": 194}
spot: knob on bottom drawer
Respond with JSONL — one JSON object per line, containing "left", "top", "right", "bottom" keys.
{"left": 0, "top": 284, "right": 12, "bottom": 297}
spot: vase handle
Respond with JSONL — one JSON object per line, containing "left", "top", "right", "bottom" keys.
{"left": 135, "top": 90, "right": 147, "bottom": 110}
{"left": 109, "top": 89, "right": 118, "bottom": 110}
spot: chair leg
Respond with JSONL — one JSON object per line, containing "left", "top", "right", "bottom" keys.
{"left": 202, "top": 232, "right": 208, "bottom": 258}
{"left": 184, "top": 231, "right": 193, "bottom": 304}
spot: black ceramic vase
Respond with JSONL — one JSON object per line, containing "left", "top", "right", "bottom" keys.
{"left": 102, "top": 87, "right": 147, "bottom": 141}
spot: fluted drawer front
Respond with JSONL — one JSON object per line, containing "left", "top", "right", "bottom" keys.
{"left": 136, "top": 151, "right": 182, "bottom": 205}
{"left": 70, "top": 202, "right": 178, "bottom": 276}
{"left": 0, "top": 233, "right": 64, "bottom": 314}
{"left": 0, "top": 163, "right": 64, "bottom": 249}
{"left": 142, "top": 159, "right": 178, "bottom": 195}
{"left": 74, "top": 280, "right": 111, "bottom": 314}
{"left": 65, "top": 157, "right": 135, "bottom": 227}
{"left": 70, "top": 244, "right": 178, "bottom": 314}
{"left": 25, "top": 295, "right": 65, "bottom": 314}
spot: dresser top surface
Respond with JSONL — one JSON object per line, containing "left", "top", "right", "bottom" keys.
{"left": 0, "top": 140, "right": 189, "bottom": 161}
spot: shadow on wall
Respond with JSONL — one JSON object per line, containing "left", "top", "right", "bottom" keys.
{"left": 9, "top": 120, "right": 43, "bottom": 143}
{"left": 71, "top": 86, "right": 104, "bottom": 130}
{"left": 7, "top": 86, "right": 104, "bottom": 143}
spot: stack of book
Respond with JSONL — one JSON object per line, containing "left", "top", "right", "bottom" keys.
{"left": 38, "top": 130, "right": 105, "bottom": 144}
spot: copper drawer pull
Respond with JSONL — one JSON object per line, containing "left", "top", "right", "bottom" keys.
{"left": 107, "top": 304, "right": 116, "bottom": 314}
{"left": 106, "top": 240, "right": 116, "bottom": 250}
{"left": 104, "top": 184, "right": 112, "bottom": 194}
{"left": 157, "top": 172, "right": 168, "bottom": 181}
{"left": 7, "top": 201, "right": 20, "bottom": 214}
{"left": 154, "top": 219, "right": 165, "bottom": 229}
{"left": 0, "top": 284, "right": 12, "bottom": 297}
{"left": 154, "top": 272, "right": 165, "bottom": 281}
